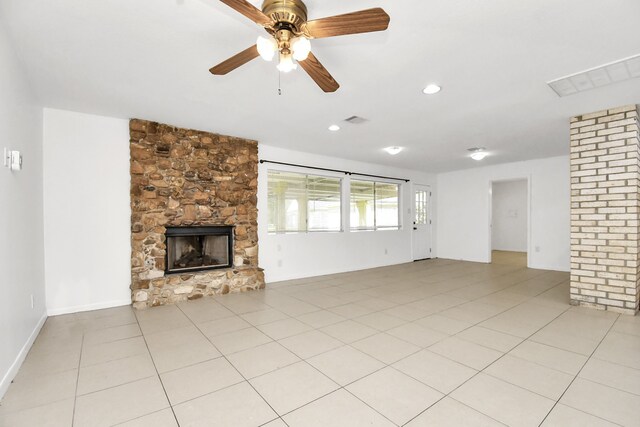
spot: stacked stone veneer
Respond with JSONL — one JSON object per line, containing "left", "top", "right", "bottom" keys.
{"left": 570, "top": 105, "right": 640, "bottom": 315}
{"left": 130, "top": 119, "right": 264, "bottom": 309}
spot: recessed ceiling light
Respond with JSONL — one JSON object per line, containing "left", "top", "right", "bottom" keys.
{"left": 471, "top": 152, "right": 488, "bottom": 161}
{"left": 328, "top": 125, "right": 340, "bottom": 132}
{"left": 384, "top": 146, "right": 403, "bottom": 155}
{"left": 422, "top": 84, "right": 441, "bottom": 95}
{"left": 468, "top": 147, "right": 488, "bottom": 161}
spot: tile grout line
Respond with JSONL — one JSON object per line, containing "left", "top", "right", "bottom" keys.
{"left": 536, "top": 313, "right": 622, "bottom": 427}
{"left": 0, "top": 315, "right": 143, "bottom": 418}
{"left": 250, "top": 264, "right": 561, "bottom": 353}
{"left": 22, "top": 261, "right": 629, "bottom": 427}
{"left": 179, "top": 301, "right": 400, "bottom": 425}
{"left": 389, "top": 280, "right": 569, "bottom": 370}
{"left": 266, "top": 261, "right": 544, "bottom": 313}
{"left": 132, "top": 310, "right": 181, "bottom": 426}
{"left": 233, "top": 262, "right": 560, "bottom": 425}
{"left": 175, "top": 303, "right": 286, "bottom": 427}
{"left": 275, "top": 263, "right": 548, "bottom": 424}
{"left": 400, "top": 282, "right": 575, "bottom": 426}
{"left": 576, "top": 358, "right": 640, "bottom": 397}
{"left": 70, "top": 332, "right": 84, "bottom": 427}
{"left": 192, "top": 262, "right": 568, "bottom": 425}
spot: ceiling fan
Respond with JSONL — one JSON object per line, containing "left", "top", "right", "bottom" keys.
{"left": 210, "top": 0, "right": 390, "bottom": 92}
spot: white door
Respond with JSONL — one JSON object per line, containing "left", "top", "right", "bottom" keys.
{"left": 412, "top": 185, "right": 432, "bottom": 260}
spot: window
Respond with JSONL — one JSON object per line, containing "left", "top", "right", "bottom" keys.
{"left": 415, "top": 190, "right": 428, "bottom": 225}
{"left": 350, "top": 180, "right": 400, "bottom": 230}
{"left": 268, "top": 170, "right": 342, "bottom": 233}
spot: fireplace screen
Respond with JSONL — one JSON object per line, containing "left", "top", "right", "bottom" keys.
{"left": 165, "top": 226, "right": 234, "bottom": 273}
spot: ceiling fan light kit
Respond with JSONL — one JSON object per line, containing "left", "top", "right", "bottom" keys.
{"left": 211, "top": 0, "right": 390, "bottom": 92}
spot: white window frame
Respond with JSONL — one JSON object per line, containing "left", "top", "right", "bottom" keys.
{"left": 267, "top": 169, "right": 344, "bottom": 234}
{"left": 349, "top": 178, "right": 402, "bottom": 232}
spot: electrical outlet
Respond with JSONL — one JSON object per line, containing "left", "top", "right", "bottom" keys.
{"left": 535, "top": 246, "right": 541, "bottom": 252}
{"left": 30, "top": 294, "right": 34, "bottom": 309}
{"left": 277, "top": 259, "right": 283, "bottom": 267}
{"left": 384, "top": 248, "right": 388, "bottom": 255}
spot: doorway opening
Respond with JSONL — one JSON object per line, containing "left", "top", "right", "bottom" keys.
{"left": 412, "top": 185, "right": 432, "bottom": 261}
{"left": 490, "top": 179, "right": 528, "bottom": 267}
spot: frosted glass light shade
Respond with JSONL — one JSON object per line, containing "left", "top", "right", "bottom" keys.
{"left": 291, "top": 37, "right": 311, "bottom": 61}
{"left": 277, "top": 53, "right": 297, "bottom": 73}
{"left": 257, "top": 36, "right": 277, "bottom": 61}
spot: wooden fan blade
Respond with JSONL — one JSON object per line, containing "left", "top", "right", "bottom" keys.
{"left": 298, "top": 52, "right": 340, "bottom": 93}
{"left": 303, "top": 8, "right": 390, "bottom": 39}
{"left": 210, "top": 45, "right": 259, "bottom": 75}
{"left": 219, "top": 0, "right": 272, "bottom": 26}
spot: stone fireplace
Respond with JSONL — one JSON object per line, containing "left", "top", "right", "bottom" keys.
{"left": 129, "top": 119, "right": 264, "bottom": 309}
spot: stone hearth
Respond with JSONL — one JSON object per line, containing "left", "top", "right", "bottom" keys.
{"left": 129, "top": 119, "right": 264, "bottom": 309}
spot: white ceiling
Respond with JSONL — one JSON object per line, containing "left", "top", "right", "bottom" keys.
{"left": 2, "top": 0, "right": 640, "bottom": 172}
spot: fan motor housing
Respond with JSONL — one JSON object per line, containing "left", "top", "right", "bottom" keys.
{"left": 262, "top": 0, "right": 308, "bottom": 32}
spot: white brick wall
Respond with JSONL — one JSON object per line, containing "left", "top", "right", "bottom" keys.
{"left": 570, "top": 104, "right": 640, "bottom": 315}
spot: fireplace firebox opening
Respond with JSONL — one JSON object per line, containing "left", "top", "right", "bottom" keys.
{"left": 165, "top": 226, "right": 234, "bottom": 274}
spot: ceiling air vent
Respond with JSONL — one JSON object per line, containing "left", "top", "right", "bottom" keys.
{"left": 547, "top": 54, "right": 640, "bottom": 97}
{"left": 344, "top": 116, "right": 369, "bottom": 125}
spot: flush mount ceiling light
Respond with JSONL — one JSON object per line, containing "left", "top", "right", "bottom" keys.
{"left": 209, "top": 0, "right": 391, "bottom": 92}
{"left": 468, "top": 147, "right": 488, "bottom": 161}
{"left": 384, "top": 146, "right": 403, "bottom": 155}
{"left": 328, "top": 124, "right": 340, "bottom": 131}
{"left": 422, "top": 84, "right": 442, "bottom": 95}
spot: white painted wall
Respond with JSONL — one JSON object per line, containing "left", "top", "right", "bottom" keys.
{"left": 437, "top": 156, "right": 570, "bottom": 271}
{"left": 258, "top": 145, "right": 436, "bottom": 283}
{"left": 492, "top": 179, "right": 528, "bottom": 252}
{"left": 0, "top": 26, "right": 47, "bottom": 398}
{"left": 43, "top": 109, "right": 131, "bottom": 315}
{"left": 40, "top": 110, "right": 435, "bottom": 302}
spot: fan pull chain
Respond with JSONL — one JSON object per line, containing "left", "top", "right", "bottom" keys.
{"left": 280, "top": 0, "right": 285, "bottom": 96}
{"left": 277, "top": 0, "right": 286, "bottom": 96}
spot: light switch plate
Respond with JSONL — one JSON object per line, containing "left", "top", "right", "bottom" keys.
{"left": 10, "top": 150, "right": 22, "bottom": 171}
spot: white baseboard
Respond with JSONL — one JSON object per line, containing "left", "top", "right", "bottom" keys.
{"left": 528, "top": 263, "right": 570, "bottom": 273}
{"left": 265, "top": 258, "right": 413, "bottom": 284}
{"left": 0, "top": 312, "right": 47, "bottom": 399}
{"left": 47, "top": 299, "right": 131, "bottom": 316}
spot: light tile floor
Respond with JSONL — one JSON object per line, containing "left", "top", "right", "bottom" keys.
{"left": 492, "top": 250, "right": 527, "bottom": 268}
{"left": 1, "top": 259, "right": 639, "bottom": 426}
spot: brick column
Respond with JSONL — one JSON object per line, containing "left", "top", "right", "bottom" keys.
{"left": 570, "top": 105, "right": 640, "bottom": 315}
